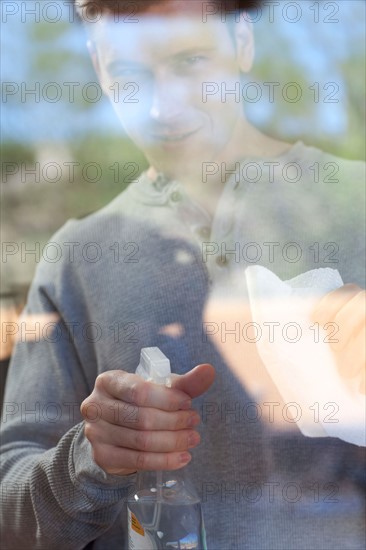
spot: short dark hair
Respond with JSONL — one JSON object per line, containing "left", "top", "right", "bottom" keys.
{"left": 74, "top": 0, "right": 261, "bottom": 47}
{"left": 74, "top": 0, "right": 262, "bottom": 21}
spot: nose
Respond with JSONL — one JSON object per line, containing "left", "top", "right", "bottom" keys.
{"left": 149, "top": 75, "right": 187, "bottom": 123}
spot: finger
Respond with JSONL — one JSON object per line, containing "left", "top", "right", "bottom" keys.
{"left": 88, "top": 421, "right": 201, "bottom": 453}
{"left": 95, "top": 370, "right": 193, "bottom": 411}
{"left": 125, "top": 405, "right": 201, "bottom": 431}
{"left": 333, "top": 344, "right": 360, "bottom": 379}
{"left": 93, "top": 444, "right": 192, "bottom": 474}
{"left": 86, "top": 397, "right": 201, "bottom": 430}
{"left": 332, "top": 330, "right": 365, "bottom": 380}
{"left": 332, "top": 291, "right": 366, "bottom": 351}
{"left": 82, "top": 397, "right": 140, "bottom": 426}
{"left": 171, "top": 364, "right": 216, "bottom": 398}
{"left": 311, "top": 284, "right": 362, "bottom": 324}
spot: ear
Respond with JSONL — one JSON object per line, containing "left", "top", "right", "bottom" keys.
{"left": 233, "top": 16, "right": 254, "bottom": 73}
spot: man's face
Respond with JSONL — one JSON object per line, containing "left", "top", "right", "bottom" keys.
{"left": 92, "top": 2, "right": 252, "bottom": 179}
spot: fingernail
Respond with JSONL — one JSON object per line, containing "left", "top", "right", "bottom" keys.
{"left": 180, "top": 452, "right": 192, "bottom": 464}
{"left": 180, "top": 399, "right": 192, "bottom": 410}
{"left": 188, "top": 432, "right": 200, "bottom": 448}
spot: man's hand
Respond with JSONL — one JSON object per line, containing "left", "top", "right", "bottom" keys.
{"left": 80, "top": 364, "right": 215, "bottom": 475}
{"left": 311, "top": 284, "right": 365, "bottom": 394}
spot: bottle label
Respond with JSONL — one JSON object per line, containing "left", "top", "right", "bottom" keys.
{"left": 127, "top": 507, "right": 157, "bottom": 550}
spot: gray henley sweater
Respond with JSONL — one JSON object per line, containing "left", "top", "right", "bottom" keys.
{"left": 1, "top": 142, "right": 365, "bottom": 549}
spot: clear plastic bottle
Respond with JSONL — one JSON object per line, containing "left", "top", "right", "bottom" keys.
{"left": 127, "top": 347, "right": 207, "bottom": 550}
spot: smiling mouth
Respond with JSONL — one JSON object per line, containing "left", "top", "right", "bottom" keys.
{"left": 150, "top": 128, "right": 200, "bottom": 142}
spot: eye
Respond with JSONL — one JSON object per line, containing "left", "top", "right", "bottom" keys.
{"left": 183, "top": 55, "right": 207, "bottom": 66}
{"left": 108, "top": 63, "right": 151, "bottom": 80}
{"left": 117, "top": 69, "right": 136, "bottom": 77}
{"left": 115, "top": 68, "right": 146, "bottom": 78}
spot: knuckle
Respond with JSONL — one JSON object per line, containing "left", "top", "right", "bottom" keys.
{"left": 80, "top": 400, "right": 102, "bottom": 422}
{"left": 80, "top": 400, "right": 87, "bottom": 418}
{"left": 112, "top": 370, "right": 128, "bottom": 395}
{"left": 80, "top": 397, "right": 92, "bottom": 419}
{"left": 128, "top": 382, "right": 139, "bottom": 404}
{"left": 164, "top": 391, "right": 178, "bottom": 411}
{"left": 137, "top": 409, "right": 152, "bottom": 430}
{"left": 128, "top": 381, "right": 148, "bottom": 406}
{"left": 95, "top": 373, "right": 106, "bottom": 390}
{"left": 135, "top": 431, "right": 151, "bottom": 451}
{"left": 123, "top": 404, "right": 139, "bottom": 426}
{"left": 135, "top": 452, "right": 147, "bottom": 470}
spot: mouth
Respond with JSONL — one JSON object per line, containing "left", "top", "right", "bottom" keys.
{"left": 149, "top": 128, "right": 201, "bottom": 144}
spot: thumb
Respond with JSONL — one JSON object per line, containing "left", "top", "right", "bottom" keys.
{"left": 170, "top": 364, "right": 215, "bottom": 399}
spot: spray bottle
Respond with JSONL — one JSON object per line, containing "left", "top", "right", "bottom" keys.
{"left": 127, "top": 347, "right": 207, "bottom": 550}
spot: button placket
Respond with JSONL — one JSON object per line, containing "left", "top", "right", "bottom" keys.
{"left": 215, "top": 255, "right": 229, "bottom": 267}
{"left": 196, "top": 226, "right": 211, "bottom": 240}
{"left": 169, "top": 187, "right": 213, "bottom": 246}
{"left": 170, "top": 190, "right": 183, "bottom": 203}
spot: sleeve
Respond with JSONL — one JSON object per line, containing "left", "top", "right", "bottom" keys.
{"left": 0, "top": 241, "right": 136, "bottom": 549}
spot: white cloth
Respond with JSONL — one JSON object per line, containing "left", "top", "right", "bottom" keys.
{"left": 245, "top": 265, "right": 366, "bottom": 446}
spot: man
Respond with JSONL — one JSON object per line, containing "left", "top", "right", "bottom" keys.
{"left": 1, "top": 1, "right": 365, "bottom": 549}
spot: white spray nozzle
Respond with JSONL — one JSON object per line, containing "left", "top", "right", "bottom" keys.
{"left": 136, "top": 347, "right": 172, "bottom": 387}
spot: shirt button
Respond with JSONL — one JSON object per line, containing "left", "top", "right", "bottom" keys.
{"left": 153, "top": 173, "right": 169, "bottom": 191}
{"left": 170, "top": 191, "right": 182, "bottom": 202}
{"left": 215, "top": 256, "right": 229, "bottom": 267}
{"left": 197, "top": 226, "right": 211, "bottom": 239}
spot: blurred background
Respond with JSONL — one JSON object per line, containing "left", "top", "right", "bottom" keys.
{"left": 1, "top": 3, "right": 365, "bottom": 539}
{"left": 1, "top": 0, "right": 365, "bottom": 365}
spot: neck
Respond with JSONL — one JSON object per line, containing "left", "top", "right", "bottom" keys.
{"left": 148, "top": 121, "right": 292, "bottom": 216}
